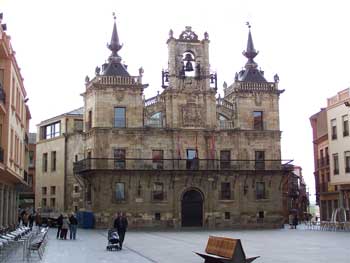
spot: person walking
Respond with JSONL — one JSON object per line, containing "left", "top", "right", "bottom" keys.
{"left": 69, "top": 213, "right": 78, "bottom": 240}
{"left": 113, "top": 212, "right": 128, "bottom": 250}
{"left": 288, "top": 213, "right": 293, "bottom": 229}
{"left": 60, "top": 214, "right": 70, "bottom": 240}
{"left": 22, "top": 211, "right": 29, "bottom": 227}
{"left": 35, "top": 212, "right": 42, "bottom": 229}
{"left": 293, "top": 214, "right": 298, "bottom": 230}
{"left": 29, "top": 213, "right": 34, "bottom": 230}
{"left": 56, "top": 214, "right": 63, "bottom": 239}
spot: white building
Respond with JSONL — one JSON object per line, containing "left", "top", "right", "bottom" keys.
{"left": 327, "top": 88, "right": 350, "bottom": 210}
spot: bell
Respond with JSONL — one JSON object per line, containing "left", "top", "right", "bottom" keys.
{"left": 185, "top": 61, "right": 194, "bottom": 72}
{"left": 184, "top": 53, "right": 194, "bottom": 62}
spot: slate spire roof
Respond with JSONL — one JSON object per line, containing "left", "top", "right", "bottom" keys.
{"left": 237, "top": 23, "right": 267, "bottom": 82}
{"left": 102, "top": 14, "right": 130, "bottom": 77}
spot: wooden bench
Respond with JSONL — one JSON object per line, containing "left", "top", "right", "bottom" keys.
{"left": 195, "top": 236, "right": 260, "bottom": 263}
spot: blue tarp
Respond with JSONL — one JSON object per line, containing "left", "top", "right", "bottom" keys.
{"left": 77, "top": 211, "right": 95, "bottom": 229}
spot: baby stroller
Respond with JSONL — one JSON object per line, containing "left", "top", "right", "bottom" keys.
{"left": 106, "top": 229, "right": 121, "bottom": 251}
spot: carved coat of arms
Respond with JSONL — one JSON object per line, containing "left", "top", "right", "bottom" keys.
{"left": 115, "top": 92, "right": 124, "bottom": 102}
{"left": 182, "top": 105, "right": 202, "bottom": 127}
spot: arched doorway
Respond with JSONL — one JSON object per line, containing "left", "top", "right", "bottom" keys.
{"left": 181, "top": 189, "right": 203, "bottom": 227}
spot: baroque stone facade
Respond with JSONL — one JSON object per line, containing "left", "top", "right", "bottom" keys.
{"left": 65, "top": 20, "right": 290, "bottom": 229}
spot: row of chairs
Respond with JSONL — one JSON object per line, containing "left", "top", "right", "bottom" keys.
{"left": 0, "top": 226, "right": 49, "bottom": 262}
{"left": 0, "top": 226, "right": 31, "bottom": 262}
{"left": 26, "top": 227, "right": 49, "bottom": 260}
{"left": 306, "top": 221, "right": 350, "bottom": 231}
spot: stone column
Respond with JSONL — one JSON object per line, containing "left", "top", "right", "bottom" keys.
{"left": 4, "top": 185, "right": 8, "bottom": 227}
{"left": 11, "top": 188, "right": 15, "bottom": 226}
{"left": 8, "top": 187, "right": 12, "bottom": 226}
{"left": 11, "top": 189, "right": 17, "bottom": 226}
{"left": 339, "top": 189, "right": 344, "bottom": 208}
{"left": 15, "top": 191, "right": 19, "bottom": 226}
{"left": 0, "top": 183, "right": 3, "bottom": 228}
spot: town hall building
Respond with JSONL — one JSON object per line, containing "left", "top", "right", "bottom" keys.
{"left": 36, "top": 17, "right": 291, "bottom": 229}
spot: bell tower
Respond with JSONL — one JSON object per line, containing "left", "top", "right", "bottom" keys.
{"left": 161, "top": 27, "right": 217, "bottom": 128}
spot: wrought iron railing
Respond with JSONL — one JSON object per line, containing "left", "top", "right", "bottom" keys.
{"left": 317, "top": 158, "right": 329, "bottom": 169}
{"left": 0, "top": 83, "right": 5, "bottom": 105}
{"left": 73, "top": 158, "right": 292, "bottom": 174}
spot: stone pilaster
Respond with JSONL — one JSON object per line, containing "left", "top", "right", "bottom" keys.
{"left": 339, "top": 190, "right": 344, "bottom": 208}
{"left": 11, "top": 189, "right": 17, "bottom": 226}
{"left": 15, "top": 191, "right": 19, "bottom": 225}
{"left": 9, "top": 187, "right": 14, "bottom": 227}
{"left": 3, "top": 185, "right": 8, "bottom": 227}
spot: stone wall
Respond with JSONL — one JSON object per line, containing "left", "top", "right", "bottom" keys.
{"left": 76, "top": 170, "right": 284, "bottom": 229}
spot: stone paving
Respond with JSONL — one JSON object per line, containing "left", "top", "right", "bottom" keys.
{"left": 7, "top": 225, "right": 350, "bottom": 263}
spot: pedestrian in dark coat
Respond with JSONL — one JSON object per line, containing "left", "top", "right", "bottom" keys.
{"left": 69, "top": 213, "right": 78, "bottom": 240}
{"left": 113, "top": 212, "right": 128, "bottom": 249}
{"left": 293, "top": 214, "right": 298, "bottom": 229}
{"left": 22, "top": 212, "right": 29, "bottom": 227}
{"left": 56, "top": 214, "right": 63, "bottom": 239}
{"left": 29, "top": 214, "right": 34, "bottom": 230}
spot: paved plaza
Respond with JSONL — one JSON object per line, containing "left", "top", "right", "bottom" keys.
{"left": 8, "top": 225, "right": 350, "bottom": 263}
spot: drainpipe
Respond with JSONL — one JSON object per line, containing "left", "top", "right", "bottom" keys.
{"left": 63, "top": 118, "right": 68, "bottom": 212}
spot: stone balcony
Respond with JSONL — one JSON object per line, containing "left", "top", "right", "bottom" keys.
{"left": 73, "top": 158, "right": 293, "bottom": 175}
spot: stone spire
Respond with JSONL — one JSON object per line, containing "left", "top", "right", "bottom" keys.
{"left": 242, "top": 22, "right": 258, "bottom": 69}
{"left": 102, "top": 13, "right": 129, "bottom": 77}
{"left": 108, "top": 13, "right": 122, "bottom": 62}
{"left": 236, "top": 23, "right": 266, "bottom": 82}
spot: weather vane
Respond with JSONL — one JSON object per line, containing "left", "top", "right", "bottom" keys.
{"left": 246, "top": 22, "right": 251, "bottom": 29}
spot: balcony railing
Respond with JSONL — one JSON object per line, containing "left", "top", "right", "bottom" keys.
{"left": 218, "top": 120, "right": 234, "bottom": 129}
{"left": 0, "top": 90, "right": 5, "bottom": 104}
{"left": 216, "top": 98, "right": 234, "bottom": 111}
{"left": 88, "top": 75, "right": 142, "bottom": 86}
{"left": 317, "top": 158, "right": 329, "bottom": 169}
{"left": 73, "top": 158, "right": 292, "bottom": 174}
{"left": 144, "top": 95, "right": 164, "bottom": 107}
{"left": 145, "top": 118, "right": 162, "bottom": 128}
{"left": 0, "top": 147, "right": 3, "bottom": 162}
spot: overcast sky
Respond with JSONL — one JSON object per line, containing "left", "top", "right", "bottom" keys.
{"left": 3, "top": 0, "right": 350, "bottom": 203}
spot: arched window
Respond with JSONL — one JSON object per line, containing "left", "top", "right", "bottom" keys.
{"left": 146, "top": 112, "right": 162, "bottom": 128}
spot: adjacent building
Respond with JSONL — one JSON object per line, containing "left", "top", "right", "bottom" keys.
{"left": 35, "top": 108, "right": 83, "bottom": 214}
{"left": 310, "top": 108, "right": 334, "bottom": 220}
{"left": 311, "top": 88, "right": 350, "bottom": 221}
{"left": 18, "top": 132, "right": 36, "bottom": 209}
{"left": 0, "top": 14, "right": 31, "bottom": 228}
